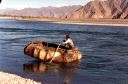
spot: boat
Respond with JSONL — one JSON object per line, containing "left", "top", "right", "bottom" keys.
{"left": 24, "top": 41, "right": 82, "bottom": 63}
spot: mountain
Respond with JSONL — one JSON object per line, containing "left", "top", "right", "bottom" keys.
{"left": 0, "top": 5, "right": 81, "bottom": 18}
{"left": 66, "top": 0, "right": 128, "bottom": 19}
{"left": 0, "top": 8, "right": 16, "bottom": 14}
{"left": 0, "top": 0, "right": 127, "bottom": 19}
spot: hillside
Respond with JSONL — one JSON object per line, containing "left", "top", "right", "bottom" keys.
{"left": 0, "top": 5, "right": 81, "bottom": 18}
{"left": 0, "top": 0, "right": 127, "bottom": 19}
{"left": 66, "top": 0, "right": 128, "bottom": 19}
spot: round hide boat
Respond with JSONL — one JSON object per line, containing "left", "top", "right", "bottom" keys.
{"left": 24, "top": 41, "right": 82, "bottom": 63}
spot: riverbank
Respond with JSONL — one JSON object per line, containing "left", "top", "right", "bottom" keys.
{"left": 0, "top": 71, "right": 41, "bottom": 84}
{"left": 0, "top": 16, "right": 128, "bottom": 26}
{"left": 50, "top": 21, "right": 128, "bottom": 26}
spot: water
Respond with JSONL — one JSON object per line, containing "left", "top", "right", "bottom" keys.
{"left": 0, "top": 19, "right": 128, "bottom": 84}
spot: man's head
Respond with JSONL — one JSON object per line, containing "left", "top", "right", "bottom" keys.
{"left": 66, "top": 34, "right": 70, "bottom": 39}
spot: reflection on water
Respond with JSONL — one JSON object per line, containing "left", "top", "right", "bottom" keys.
{"left": 23, "top": 60, "right": 80, "bottom": 84}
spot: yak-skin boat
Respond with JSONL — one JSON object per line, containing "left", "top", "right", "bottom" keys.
{"left": 24, "top": 41, "right": 82, "bottom": 63}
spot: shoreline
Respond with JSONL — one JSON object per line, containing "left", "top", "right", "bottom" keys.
{"left": 50, "top": 21, "right": 128, "bottom": 27}
{"left": 0, "top": 17, "right": 128, "bottom": 26}
{"left": 0, "top": 71, "right": 41, "bottom": 84}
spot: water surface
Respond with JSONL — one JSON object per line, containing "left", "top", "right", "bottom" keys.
{"left": 0, "top": 19, "right": 128, "bottom": 84}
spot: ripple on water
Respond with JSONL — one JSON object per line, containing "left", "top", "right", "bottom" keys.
{"left": 0, "top": 20, "right": 128, "bottom": 84}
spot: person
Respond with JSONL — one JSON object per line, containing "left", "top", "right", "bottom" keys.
{"left": 63, "top": 34, "right": 74, "bottom": 49}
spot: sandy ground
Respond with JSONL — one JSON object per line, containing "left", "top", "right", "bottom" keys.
{"left": 0, "top": 17, "right": 128, "bottom": 26}
{"left": 0, "top": 72, "right": 41, "bottom": 84}
{"left": 50, "top": 21, "right": 128, "bottom": 26}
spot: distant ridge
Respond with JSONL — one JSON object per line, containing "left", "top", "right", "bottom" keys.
{"left": 0, "top": 0, "right": 127, "bottom": 19}
{"left": 0, "top": 5, "right": 81, "bottom": 18}
{"left": 66, "top": 0, "right": 128, "bottom": 19}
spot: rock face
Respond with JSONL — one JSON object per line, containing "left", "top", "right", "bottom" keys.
{"left": 66, "top": 0, "right": 128, "bottom": 19}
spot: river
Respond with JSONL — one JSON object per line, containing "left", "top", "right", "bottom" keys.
{"left": 0, "top": 19, "right": 128, "bottom": 84}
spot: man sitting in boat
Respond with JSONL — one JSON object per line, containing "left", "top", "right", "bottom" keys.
{"left": 63, "top": 35, "right": 74, "bottom": 49}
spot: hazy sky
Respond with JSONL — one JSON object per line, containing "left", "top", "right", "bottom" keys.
{"left": 0, "top": 0, "right": 90, "bottom": 9}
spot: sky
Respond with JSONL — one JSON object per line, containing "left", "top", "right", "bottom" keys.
{"left": 0, "top": 0, "right": 90, "bottom": 9}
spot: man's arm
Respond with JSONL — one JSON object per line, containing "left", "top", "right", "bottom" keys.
{"left": 63, "top": 39, "right": 70, "bottom": 44}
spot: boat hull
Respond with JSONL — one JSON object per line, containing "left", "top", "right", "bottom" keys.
{"left": 24, "top": 41, "right": 82, "bottom": 63}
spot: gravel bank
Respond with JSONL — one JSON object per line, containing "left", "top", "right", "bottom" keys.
{"left": 0, "top": 72, "right": 41, "bottom": 84}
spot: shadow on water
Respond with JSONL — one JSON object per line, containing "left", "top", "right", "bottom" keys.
{"left": 23, "top": 60, "right": 80, "bottom": 84}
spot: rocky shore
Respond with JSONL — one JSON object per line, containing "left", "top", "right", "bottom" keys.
{"left": 0, "top": 72, "right": 41, "bottom": 84}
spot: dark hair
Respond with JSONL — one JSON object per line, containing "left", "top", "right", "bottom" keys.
{"left": 66, "top": 34, "right": 70, "bottom": 38}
